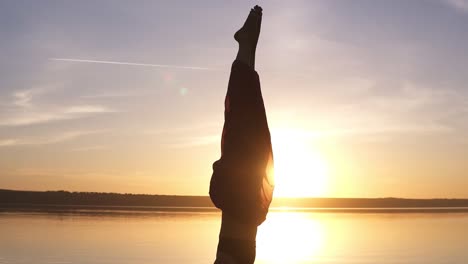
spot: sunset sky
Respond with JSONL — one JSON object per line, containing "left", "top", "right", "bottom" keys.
{"left": 1, "top": 0, "right": 467, "bottom": 198}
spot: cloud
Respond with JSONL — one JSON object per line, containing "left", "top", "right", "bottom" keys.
{"left": 0, "top": 130, "right": 104, "bottom": 147}
{"left": 1, "top": 87, "right": 116, "bottom": 126}
{"left": 0, "top": 139, "right": 18, "bottom": 147}
{"left": 305, "top": 124, "right": 451, "bottom": 139}
{"left": 50, "top": 58, "right": 218, "bottom": 71}
{"left": 142, "top": 122, "right": 220, "bottom": 135}
{"left": 268, "top": 120, "right": 452, "bottom": 147}
{"left": 270, "top": 79, "right": 462, "bottom": 144}
{"left": 80, "top": 92, "right": 155, "bottom": 99}
{"left": 13, "top": 90, "right": 33, "bottom": 108}
{"left": 165, "top": 134, "right": 219, "bottom": 148}
{"left": 142, "top": 123, "right": 221, "bottom": 148}
{"left": 63, "top": 105, "right": 114, "bottom": 114}
{"left": 445, "top": 0, "right": 468, "bottom": 13}
{"left": 70, "top": 145, "right": 106, "bottom": 152}
{"left": 41, "top": 130, "right": 104, "bottom": 144}
{"left": 11, "top": 86, "right": 58, "bottom": 108}
{"left": 0, "top": 105, "right": 115, "bottom": 126}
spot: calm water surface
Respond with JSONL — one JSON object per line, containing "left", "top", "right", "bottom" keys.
{"left": 1, "top": 210, "right": 467, "bottom": 263}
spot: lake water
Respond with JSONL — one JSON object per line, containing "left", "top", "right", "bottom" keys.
{"left": 1, "top": 210, "right": 467, "bottom": 263}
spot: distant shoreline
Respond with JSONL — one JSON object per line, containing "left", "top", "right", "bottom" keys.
{"left": 2, "top": 189, "right": 468, "bottom": 214}
{"left": 2, "top": 203, "right": 468, "bottom": 215}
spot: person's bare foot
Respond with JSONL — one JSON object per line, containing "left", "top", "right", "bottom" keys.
{"left": 234, "top": 5, "right": 262, "bottom": 53}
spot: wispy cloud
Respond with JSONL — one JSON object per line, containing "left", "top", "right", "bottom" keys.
{"left": 70, "top": 145, "right": 106, "bottom": 152}
{"left": 0, "top": 130, "right": 104, "bottom": 147}
{"left": 268, "top": 123, "right": 451, "bottom": 146}
{"left": 13, "top": 90, "right": 34, "bottom": 108}
{"left": 11, "top": 86, "right": 58, "bottom": 108}
{"left": 1, "top": 87, "right": 116, "bottom": 126}
{"left": 80, "top": 92, "right": 157, "bottom": 99}
{"left": 0, "top": 139, "right": 18, "bottom": 147}
{"left": 0, "top": 105, "right": 115, "bottom": 126}
{"left": 143, "top": 122, "right": 220, "bottom": 135}
{"left": 303, "top": 124, "right": 451, "bottom": 139}
{"left": 50, "top": 58, "right": 218, "bottom": 71}
{"left": 445, "top": 0, "right": 468, "bottom": 13}
{"left": 165, "top": 134, "right": 219, "bottom": 148}
{"left": 143, "top": 122, "right": 221, "bottom": 148}
{"left": 63, "top": 105, "right": 114, "bottom": 114}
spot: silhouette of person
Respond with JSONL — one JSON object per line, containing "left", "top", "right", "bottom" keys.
{"left": 210, "top": 5, "right": 274, "bottom": 264}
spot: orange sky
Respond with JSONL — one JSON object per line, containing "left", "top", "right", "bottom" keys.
{"left": 1, "top": 1, "right": 467, "bottom": 198}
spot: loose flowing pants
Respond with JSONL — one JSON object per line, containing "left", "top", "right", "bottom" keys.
{"left": 209, "top": 60, "right": 274, "bottom": 226}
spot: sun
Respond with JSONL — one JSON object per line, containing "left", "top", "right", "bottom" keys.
{"left": 270, "top": 128, "right": 329, "bottom": 197}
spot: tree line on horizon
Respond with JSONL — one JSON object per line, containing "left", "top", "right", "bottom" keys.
{"left": 1, "top": 189, "right": 468, "bottom": 208}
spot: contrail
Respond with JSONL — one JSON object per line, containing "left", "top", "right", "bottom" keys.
{"left": 50, "top": 58, "right": 217, "bottom": 71}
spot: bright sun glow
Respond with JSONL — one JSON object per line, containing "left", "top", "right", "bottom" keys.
{"left": 271, "top": 128, "right": 329, "bottom": 197}
{"left": 256, "top": 212, "right": 325, "bottom": 263}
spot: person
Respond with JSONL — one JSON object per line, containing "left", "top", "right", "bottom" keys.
{"left": 209, "top": 5, "right": 274, "bottom": 264}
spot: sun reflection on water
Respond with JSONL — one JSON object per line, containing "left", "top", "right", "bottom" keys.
{"left": 256, "top": 212, "right": 325, "bottom": 263}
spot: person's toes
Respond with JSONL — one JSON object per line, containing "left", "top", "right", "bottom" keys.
{"left": 250, "top": 8, "right": 262, "bottom": 18}
{"left": 253, "top": 5, "right": 263, "bottom": 14}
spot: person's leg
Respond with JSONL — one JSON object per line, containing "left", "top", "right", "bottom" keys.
{"left": 210, "top": 5, "right": 274, "bottom": 264}
{"left": 234, "top": 5, "right": 262, "bottom": 69}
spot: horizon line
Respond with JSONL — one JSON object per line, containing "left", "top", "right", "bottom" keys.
{"left": 1, "top": 188, "right": 467, "bottom": 200}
